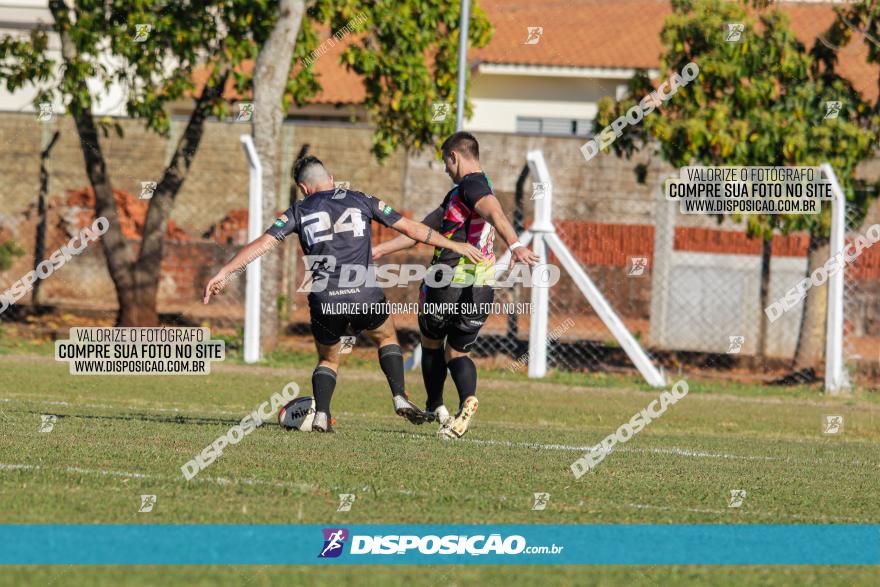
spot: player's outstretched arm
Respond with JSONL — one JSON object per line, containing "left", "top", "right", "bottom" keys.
{"left": 373, "top": 206, "right": 443, "bottom": 260}
{"left": 372, "top": 233, "right": 416, "bottom": 260}
{"left": 390, "top": 216, "right": 484, "bottom": 264}
{"left": 474, "top": 195, "right": 540, "bottom": 268}
{"left": 203, "top": 234, "right": 280, "bottom": 304}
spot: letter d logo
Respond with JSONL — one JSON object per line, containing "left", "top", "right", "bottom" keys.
{"left": 580, "top": 140, "right": 599, "bottom": 162}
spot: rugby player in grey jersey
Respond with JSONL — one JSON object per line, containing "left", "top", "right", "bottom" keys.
{"left": 205, "top": 156, "right": 482, "bottom": 432}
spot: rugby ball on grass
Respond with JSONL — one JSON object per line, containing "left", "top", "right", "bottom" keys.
{"left": 279, "top": 397, "right": 316, "bottom": 431}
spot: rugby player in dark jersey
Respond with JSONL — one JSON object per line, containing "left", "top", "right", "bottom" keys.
{"left": 373, "top": 132, "right": 539, "bottom": 438}
{"left": 204, "top": 156, "right": 483, "bottom": 432}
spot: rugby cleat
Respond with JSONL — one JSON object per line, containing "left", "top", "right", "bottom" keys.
{"left": 394, "top": 394, "right": 428, "bottom": 425}
{"left": 312, "top": 411, "right": 335, "bottom": 433}
{"left": 438, "top": 396, "right": 478, "bottom": 439}
{"left": 424, "top": 405, "right": 452, "bottom": 427}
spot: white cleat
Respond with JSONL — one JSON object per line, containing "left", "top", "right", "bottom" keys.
{"left": 393, "top": 394, "right": 427, "bottom": 425}
{"left": 312, "top": 411, "right": 334, "bottom": 433}
{"left": 438, "top": 396, "right": 478, "bottom": 439}
{"left": 425, "top": 405, "right": 452, "bottom": 427}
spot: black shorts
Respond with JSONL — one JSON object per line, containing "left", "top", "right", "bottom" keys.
{"left": 309, "top": 299, "right": 389, "bottom": 346}
{"left": 418, "top": 284, "right": 494, "bottom": 352}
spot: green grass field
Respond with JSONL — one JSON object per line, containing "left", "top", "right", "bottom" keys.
{"left": 1, "top": 342, "right": 879, "bottom": 585}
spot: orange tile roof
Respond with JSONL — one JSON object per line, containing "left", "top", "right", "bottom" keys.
{"left": 192, "top": 30, "right": 365, "bottom": 105}
{"left": 474, "top": 0, "right": 877, "bottom": 101}
{"left": 194, "top": 1, "right": 878, "bottom": 106}
{"left": 782, "top": 3, "right": 877, "bottom": 102}
{"left": 474, "top": 0, "right": 671, "bottom": 69}
{"left": 302, "top": 32, "right": 366, "bottom": 104}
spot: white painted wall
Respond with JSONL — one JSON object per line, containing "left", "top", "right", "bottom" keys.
{"left": 465, "top": 70, "right": 627, "bottom": 134}
{"left": 650, "top": 251, "right": 807, "bottom": 358}
{"left": 0, "top": 0, "right": 138, "bottom": 117}
{"left": 0, "top": 1, "right": 55, "bottom": 113}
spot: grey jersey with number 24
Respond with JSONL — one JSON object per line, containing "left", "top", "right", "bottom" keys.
{"left": 265, "top": 189, "right": 403, "bottom": 305}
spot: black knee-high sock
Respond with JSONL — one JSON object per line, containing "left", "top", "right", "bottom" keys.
{"left": 447, "top": 356, "right": 477, "bottom": 406}
{"left": 312, "top": 365, "right": 337, "bottom": 415}
{"left": 378, "top": 344, "right": 406, "bottom": 398}
{"left": 422, "top": 347, "right": 447, "bottom": 410}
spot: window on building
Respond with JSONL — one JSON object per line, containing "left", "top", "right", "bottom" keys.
{"left": 516, "top": 117, "right": 592, "bottom": 137}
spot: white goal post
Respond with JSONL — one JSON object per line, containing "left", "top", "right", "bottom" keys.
{"left": 407, "top": 150, "right": 667, "bottom": 387}
{"left": 241, "top": 140, "right": 844, "bottom": 393}
{"left": 240, "top": 134, "right": 262, "bottom": 364}
{"left": 823, "top": 162, "right": 847, "bottom": 395}
{"left": 495, "top": 150, "right": 667, "bottom": 387}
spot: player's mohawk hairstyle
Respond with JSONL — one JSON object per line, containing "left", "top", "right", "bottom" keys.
{"left": 293, "top": 155, "right": 328, "bottom": 186}
{"left": 441, "top": 132, "right": 479, "bottom": 161}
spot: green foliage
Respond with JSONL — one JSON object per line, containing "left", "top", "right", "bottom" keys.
{"left": 0, "top": 1, "right": 325, "bottom": 135}
{"left": 318, "top": 0, "right": 493, "bottom": 159}
{"left": 0, "top": 240, "right": 25, "bottom": 272}
{"left": 0, "top": 0, "right": 492, "bottom": 161}
{"left": 214, "top": 326, "right": 244, "bottom": 351}
{"left": 276, "top": 293, "right": 287, "bottom": 322}
{"left": 595, "top": 0, "right": 877, "bottom": 240}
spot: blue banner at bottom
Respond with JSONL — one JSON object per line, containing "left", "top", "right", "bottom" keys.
{"left": 1, "top": 524, "right": 878, "bottom": 565}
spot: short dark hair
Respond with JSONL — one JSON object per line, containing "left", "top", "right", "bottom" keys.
{"left": 441, "top": 132, "right": 479, "bottom": 160}
{"left": 293, "top": 155, "right": 326, "bottom": 186}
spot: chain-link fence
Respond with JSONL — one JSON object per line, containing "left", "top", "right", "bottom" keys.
{"left": 844, "top": 185, "right": 880, "bottom": 389}
{"left": 4, "top": 112, "right": 879, "bottom": 389}
{"left": 465, "top": 168, "right": 880, "bottom": 389}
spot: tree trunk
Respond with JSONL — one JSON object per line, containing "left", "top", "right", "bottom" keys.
{"left": 135, "top": 71, "right": 229, "bottom": 326}
{"left": 791, "top": 236, "right": 830, "bottom": 374}
{"left": 67, "top": 72, "right": 227, "bottom": 327}
{"left": 51, "top": 0, "right": 138, "bottom": 323}
{"left": 252, "top": 0, "right": 305, "bottom": 352}
{"left": 69, "top": 106, "right": 140, "bottom": 325}
{"left": 756, "top": 236, "right": 772, "bottom": 360}
{"left": 116, "top": 271, "right": 161, "bottom": 326}
{"left": 32, "top": 130, "right": 60, "bottom": 307}
{"left": 51, "top": 0, "right": 226, "bottom": 327}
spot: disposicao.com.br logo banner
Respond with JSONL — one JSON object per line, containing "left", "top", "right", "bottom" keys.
{"left": 317, "top": 527, "right": 562, "bottom": 560}
{"left": 2, "top": 525, "right": 879, "bottom": 565}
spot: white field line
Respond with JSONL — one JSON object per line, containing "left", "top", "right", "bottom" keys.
{"left": 464, "top": 436, "right": 782, "bottom": 461}
{"left": 393, "top": 432, "right": 786, "bottom": 462}
{"left": 625, "top": 502, "right": 863, "bottom": 522}
{"left": 0, "top": 462, "right": 317, "bottom": 493}
{"left": 0, "top": 464, "right": 34, "bottom": 472}
{"left": 9, "top": 349, "right": 880, "bottom": 413}
{"left": 388, "top": 431, "right": 878, "bottom": 468}
{"left": 0, "top": 398, "right": 248, "bottom": 418}
{"left": 65, "top": 466, "right": 150, "bottom": 479}
{"left": 4, "top": 397, "right": 870, "bottom": 465}
{"left": 0, "top": 462, "right": 870, "bottom": 523}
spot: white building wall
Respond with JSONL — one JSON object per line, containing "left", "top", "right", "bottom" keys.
{"left": 465, "top": 69, "right": 629, "bottom": 134}
{"left": 0, "top": 0, "right": 132, "bottom": 116}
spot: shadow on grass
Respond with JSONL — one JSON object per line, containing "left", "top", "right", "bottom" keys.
{"left": 17, "top": 409, "right": 245, "bottom": 428}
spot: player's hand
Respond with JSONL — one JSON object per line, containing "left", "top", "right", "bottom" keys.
{"left": 203, "top": 271, "right": 229, "bottom": 304}
{"left": 509, "top": 244, "right": 540, "bottom": 269}
{"left": 372, "top": 244, "right": 386, "bottom": 261}
{"left": 452, "top": 242, "right": 484, "bottom": 265}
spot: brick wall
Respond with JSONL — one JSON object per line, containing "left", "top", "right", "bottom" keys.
{"left": 3, "top": 112, "right": 880, "bottom": 332}
{"left": 5, "top": 111, "right": 878, "bottom": 237}
{"left": 6, "top": 190, "right": 880, "bottom": 341}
